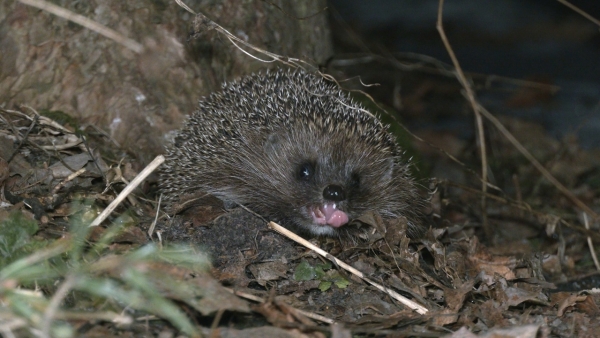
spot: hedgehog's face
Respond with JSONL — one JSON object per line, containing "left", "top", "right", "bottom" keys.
{"left": 258, "top": 130, "right": 405, "bottom": 236}
{"left": 290, "top": 160, "right": 368, "bottom": 236}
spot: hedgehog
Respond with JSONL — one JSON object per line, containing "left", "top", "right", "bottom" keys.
{"left": 159, "top": 69, "right": 425, "bottom": 238}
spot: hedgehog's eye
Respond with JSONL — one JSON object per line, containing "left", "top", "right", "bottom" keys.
{"left": 297, "top": 162, "right": 315, "bottom": 181}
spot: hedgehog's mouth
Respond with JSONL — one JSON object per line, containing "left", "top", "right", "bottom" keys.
{"left": 309, "top": 203, "right": 349, "bottom": 228}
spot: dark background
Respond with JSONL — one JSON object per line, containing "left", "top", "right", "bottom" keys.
{"left": 328, "top": 0, "right": 600, "bottom": 149}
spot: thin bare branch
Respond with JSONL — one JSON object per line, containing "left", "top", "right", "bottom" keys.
{"left": 18, "top": 0, "right": 144, "bottom": 53}
{"left": 268, "top": 221, "right": 429, "bottom": 315}
{"left": 475, "top": 102, "right": 599, "bottom": 221}
{"left": 557, "top": 0, "right": 600, "bottom": 27}
{"left": 436, "top": 0, "right": 490, "bottom": 238}
{"left": 90, "top": 155, "right": 165, "bottom": 227}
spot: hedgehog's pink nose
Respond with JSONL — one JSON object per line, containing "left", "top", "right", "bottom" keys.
{"left": 311, "top": 203, "right": 349, "bottom": 228}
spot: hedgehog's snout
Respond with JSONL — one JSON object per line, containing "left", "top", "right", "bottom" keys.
{"left": 323, "top": 184, "right": 346, "bottom": 202}
{"left": 303, "top": 184, "right": 350, "bottom": 229}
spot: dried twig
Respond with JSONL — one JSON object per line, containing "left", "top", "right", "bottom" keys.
{"left": 7, "top": 114, "right": 38, "bottom": 162}
{"left": 328, "top": 53, "right": 561, "bottom": 93}
{"left": 90, "top": 155, "right": 165, "bottom": 227}
{"left": 18, "top": 0, "right": 143, "bottom": 53}
{"left": 41, "top": 275, "right": 76, "bottom": 338}
{"left": 475, "top": 102, "right": 599, "bottom": 221}
{"left": 583, "top": 213, "right": 600, "bottom": 272}
{"left": 268, "top": 221, "right": 429, "bottom": 315}
{"left": 440, "top": 180, "right": 600, "bottom": 242}
{"left": 557, "top": 0, "right": 600, "bottom": 27}
{"left": 51, "top": 168, "right": 86, "bottom": 194}
{"left": 436, "top": 0, "right": 490, "bottom": 237}
{"left": 147, "top": 193, "right": 163, "bottom": 238}
{"left": 226, "top": 288, "right": 336, "bottom": 324}
{"left": 174, "top": 0, "right": 314, "bottom": 70}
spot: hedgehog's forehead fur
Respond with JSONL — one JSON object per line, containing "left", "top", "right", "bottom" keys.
{"left": 161, "top": 69, "right": 423, "bottom": 237}
{"left": 199, "top": 70, "right": 396, "bottom": 154}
